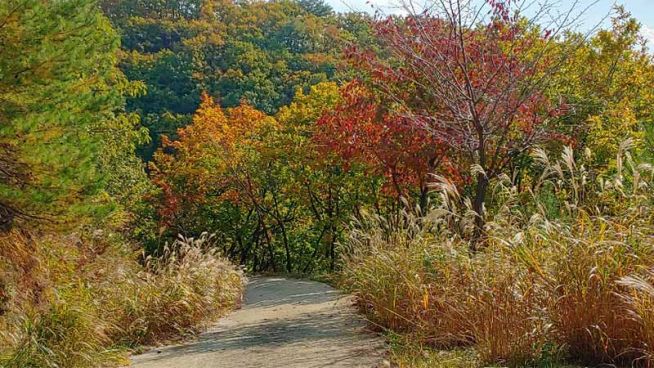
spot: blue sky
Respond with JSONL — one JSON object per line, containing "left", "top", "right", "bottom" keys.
{"left": 324, "top": 0, "right": 654, "bottom": 46}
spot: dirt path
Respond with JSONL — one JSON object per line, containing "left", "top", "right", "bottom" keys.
{"left": 131, "top": 277, "right": 387, "bottom": 368}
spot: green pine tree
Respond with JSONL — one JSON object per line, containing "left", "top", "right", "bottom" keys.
{"left": 0, "top": 0, "right": 148, "bottom": 230}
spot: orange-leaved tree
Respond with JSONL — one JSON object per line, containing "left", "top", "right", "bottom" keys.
{"left": 151, "top": 92, "right": 278, "bottom": 234}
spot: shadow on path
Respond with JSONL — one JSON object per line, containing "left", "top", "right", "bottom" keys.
{"left": 131, "top": 277, "right": 386, "bottom": 368}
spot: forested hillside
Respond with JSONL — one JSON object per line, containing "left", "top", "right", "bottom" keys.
{"left": 101, "top": 0, "right": 360, "bottom": 158}
{"left": 2, "top": 0, "right": 654, "bottom": 366}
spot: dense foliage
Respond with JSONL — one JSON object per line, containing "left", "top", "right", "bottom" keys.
{"left": 143, "top": 0, "right": 654, "bottom": 271}
{"left": 151, "top": 83, "right": 382, "bottom": 272}
{"left": 3, "top": 0, "right": 654, "bottom": 366}
{"left": 101, "top": 0, "right": 355, "bottom": 159}
{"left": 0, "top": 1, "right": 243, "bottom": 366}
{"left": 0, "top": 0, "right": 147, "bottom": 229}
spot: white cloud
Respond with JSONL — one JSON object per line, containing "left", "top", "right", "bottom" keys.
{"left": 642, "top": 24, "right": 654, "bottom": 48}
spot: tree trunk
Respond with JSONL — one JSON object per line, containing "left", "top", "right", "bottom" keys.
{"left": 419, "top": 185, "right": 429, "bottom": 215}
{"left": 329, "top": 223, "right": 337, "bottom": 271}
{"left": 260, "top": 220, "right": 276, "bottom": 272}
{"left": 471, "top": 172, "right": 488, "bottom": 251}
{"left": 0, "top": 204, "right": 14, "bottom": 233}
{"left": 278, "top": 221, "right": 292, "bottom": 273}
{"left": 240, "top": 226, "right": 260, "bottom": 265}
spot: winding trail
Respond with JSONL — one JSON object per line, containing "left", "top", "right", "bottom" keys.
{"left": 131, "top": 277, "right": 386, "bottom": 368}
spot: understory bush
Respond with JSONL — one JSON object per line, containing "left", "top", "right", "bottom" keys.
{"left": 341, "top": 144, "right": 654, "bottom": 367}
{"left": 0, "top": 231, "right": 244, "bottom": 367}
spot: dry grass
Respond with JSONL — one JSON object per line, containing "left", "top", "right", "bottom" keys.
{"left": 341, "top": 144, "right": 654, "bottom": 367}
{"left": 340, "top": 214, "right": 551, "bottom": 366}
{"left": 0, "top": 231, "right": 244, "bottom": 367}
{"left": 522, "top": 219, "right": 654, "bottom": 365}
{"left": 106, "top": 233, "right": 244, "bottom": 346}
{"left": 617, "top": 270, "right": 654, "bottom": 366}
{"left": 341, "top": 213, "right": 474, "bottom": 347}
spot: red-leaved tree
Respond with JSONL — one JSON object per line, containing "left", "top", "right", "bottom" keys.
{"left": 316, "top": 81, "right": 457, "bottom": 210}
{"left": 336, "top": 0, "right": 593, "bottom": 245}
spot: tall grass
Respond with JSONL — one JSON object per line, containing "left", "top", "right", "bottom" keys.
{"left": 341, "top": 143, "right": 654, "bottom": 367}
{"left": 1, "top": 301, "right": 115, "bottom": 368}
{"left": 619, "top": 271, "right": 654, "bottom": 364}
{"left": 0, "top": 231, "right": 244, "bottom": 367}
{"left": 106, "top": 234, "right": 244, "bottom": 346}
